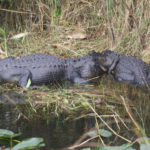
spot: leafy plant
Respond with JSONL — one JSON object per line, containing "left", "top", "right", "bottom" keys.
{"left": 95, "top": 144, "right": 135, "bottom": 150}
{"left": 10, "top": 138, "right": 45, "bottom": 150}
{"left": 88, "top": 129, "right": 112, "bottom": 138}
{"left": 0, "top": 129, "right": 21, "bottom": 147}
{"left": 0, "top": 129, "right": 45, "bottom": 150}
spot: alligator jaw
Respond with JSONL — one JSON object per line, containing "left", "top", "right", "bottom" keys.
{"left": 99, "top": 65, "right": 107, "bottom": 72}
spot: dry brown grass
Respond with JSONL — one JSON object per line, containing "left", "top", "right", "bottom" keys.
{"left": 0, "top": 0, "right": 149, "bottom": 59}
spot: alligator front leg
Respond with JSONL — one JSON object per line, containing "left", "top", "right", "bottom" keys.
{"left": 73, "top": 77, "right": 89, "bottom": 84}
{"left": 0, "top": 68, "right": 32, "bottom": 88}
{"left": 114, "top": 72, "right": 135, "bottom": 85}
{"left": 67, "top": 67, "right": 89, "bottom": 84}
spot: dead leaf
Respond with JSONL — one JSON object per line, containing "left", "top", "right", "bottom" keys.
{"left": 51, "top": 44, "right": 64, "bottom": 49}
{"left": 141, "top": 45, "right": 150, "bottom": 64}
{"left": 67, "top": 33, "right": 86, "bottom": 40}
{"left": 10, "top": 32, "right": 29, "bottom": 40}
{"left": 0, "top": 47, "right": 5, "bottom": 55}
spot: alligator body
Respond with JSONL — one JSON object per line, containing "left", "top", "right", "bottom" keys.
{"left": 89, "top": 50, "right": 150, "bottom": 86}
{"left": 0, "top": 53, "right": 103, "bottom": 88}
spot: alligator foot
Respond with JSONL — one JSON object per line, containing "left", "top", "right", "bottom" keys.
{"left": 114, "top": 72, "right": 135, "bottom": 85}
{"left": 0, "top": 68, "right": 32, "bottom": 88}
{"left": 73, "top": 77, "right": 89, "bottom": 84}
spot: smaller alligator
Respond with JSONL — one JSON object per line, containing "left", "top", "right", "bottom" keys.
{"left": 0, "top": 53, "right": 104, "bottom": 88}
{"left": 89, "top": 50, "right": 150, "bottom": 86}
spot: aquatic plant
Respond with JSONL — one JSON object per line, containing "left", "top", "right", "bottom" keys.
{"left": 0, "top": 129, "right": 45, "bottom": 149}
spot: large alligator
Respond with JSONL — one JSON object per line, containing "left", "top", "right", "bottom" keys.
{"left": 0, "top": 53, "right": 104, "bottom": 88}
{"left": 89, "top": 50, "right": 150, "bottom": 86}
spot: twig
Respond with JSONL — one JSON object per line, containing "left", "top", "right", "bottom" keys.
{"left": 88, "top": 103, "right": 132, "bottom": 143}
{"left": 115, "top": 112, "right": 129, "bottom": 130}
{"left": 68, "top": 135, "right": 99, "bottom": 149}
{"left": 0, "top": 8, "right": 35, "bottom": 15}
{"left": 68, "top": 118, "right": 131, "bottom": 149}
{"left": 121, "top": 96, "right": 140, "bottom": 131}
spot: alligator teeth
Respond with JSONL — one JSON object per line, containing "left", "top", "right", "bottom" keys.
{"left": 100, "top": 65, "right": 107, "bottom": 72}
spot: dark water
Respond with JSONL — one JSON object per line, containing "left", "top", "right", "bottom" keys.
{"left": 0, "top": 102, "right": 94, "bottom": 149}
{"left": 0, "top": 83, "right": 150, "bottom": 149}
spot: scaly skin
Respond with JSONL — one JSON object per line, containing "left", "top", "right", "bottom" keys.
{"left": 91, "top": 50, "right": 150, "bottom": 86}
{"left": 0, "top": 53, "right": 103, "bottom": 88}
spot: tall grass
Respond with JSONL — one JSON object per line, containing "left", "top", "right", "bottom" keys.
{"left": 0, "top": 0, "right": 149, "bottom": 56}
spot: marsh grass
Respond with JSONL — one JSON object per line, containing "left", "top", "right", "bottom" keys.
{"left": 0, "top": 0, "right": 150, "bottom": 56}
{"left": 0, "top": 0, "right": 150, "bottom": 148}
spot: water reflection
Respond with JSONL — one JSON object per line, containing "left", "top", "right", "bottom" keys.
{"left": 0, "top": 90, "right": 28, "bottom": 104}
{"left": 0, "top": 103, "right": 95, "bottom": 149}
{"left": 0, "top": 81, "right": 150, "bottom": 149}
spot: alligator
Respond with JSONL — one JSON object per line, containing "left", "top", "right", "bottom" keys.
{"left": 89, "top": 50, "right": 150, "bottom": 86}
{"left": 0, "top": 53, "right": 104, "bottom": 88}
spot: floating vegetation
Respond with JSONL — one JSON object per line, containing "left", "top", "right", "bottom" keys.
{"left": 0, "top": 129, "right": 45, "bottom": 149}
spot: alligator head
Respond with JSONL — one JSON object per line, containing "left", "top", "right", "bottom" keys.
{"left": 89, "top": 50, "right": 119, "bottom": 73}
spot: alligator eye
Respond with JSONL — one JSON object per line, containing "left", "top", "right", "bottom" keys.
{"left": 78, "top": 59, "right": 80, "bottom": 61}
{"left": 98, "top": 56, "right": 105, "bottom": 62}
{"left": 73, "top": 60, "right": 76, "bottom": 62}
